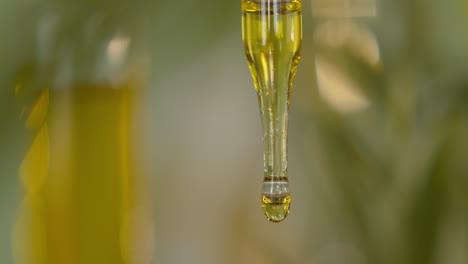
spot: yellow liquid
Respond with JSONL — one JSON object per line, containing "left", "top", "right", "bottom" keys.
{"left": 242, "top": 0, "right": 301, "bottom": 222}
{"left": 15, "top": 75, "right": 137, "bottom": 264}
{"left": 242, "top": 0, "right": 301, "bottom": 100}
{"left": 262, "top": 193, "right": 291, "bottom": 223}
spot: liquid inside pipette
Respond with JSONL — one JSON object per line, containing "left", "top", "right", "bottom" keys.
{"left": 242, "top": 0, "right": 302, "bottom": 223}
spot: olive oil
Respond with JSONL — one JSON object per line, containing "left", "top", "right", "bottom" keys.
{"left": 262, "top": 193, "right": 291, "bottom": 223}
{"left": 15, "top": 76, "right": 136, "bottom": 264}
{"left": 242, "top": 0, "right": 302, "bottom": 222}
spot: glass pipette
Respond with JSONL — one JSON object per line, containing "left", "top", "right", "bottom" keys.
{"left": 242, "top": 0, "right": 302, "bottom": 222}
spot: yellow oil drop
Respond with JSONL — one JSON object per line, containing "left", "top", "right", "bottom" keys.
{"left": 262, "top": 193, "right": 291, "bottom": 223}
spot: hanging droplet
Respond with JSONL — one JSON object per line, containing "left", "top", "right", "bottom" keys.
{"left": 262, "top": 181, "right": 291, "bottom": 222}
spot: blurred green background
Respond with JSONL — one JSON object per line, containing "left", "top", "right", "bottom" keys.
{"left": 2, "top": 0, "right": 468, "bottom": 263}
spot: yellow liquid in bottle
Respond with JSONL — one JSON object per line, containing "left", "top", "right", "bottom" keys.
{"left": 242, "top": 0, "right": 301, "bottom": 222}
{"left": 15, "top": 71, "right": 136, "bottom": 264}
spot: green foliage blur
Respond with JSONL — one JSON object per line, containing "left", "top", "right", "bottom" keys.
{"left": 293, "top": 0, "right": 468, "bottom": 263}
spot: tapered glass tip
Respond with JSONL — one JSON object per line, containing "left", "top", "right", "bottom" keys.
{"left": 261, "top": 181, "right": 290, "bottom": 223}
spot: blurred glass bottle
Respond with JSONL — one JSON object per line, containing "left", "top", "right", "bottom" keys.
{"left": 13, "top": 3, "right": 151, "bottom": 264}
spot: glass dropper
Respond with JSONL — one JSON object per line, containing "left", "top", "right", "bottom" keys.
{"left": 242, "top": 0, "right": 302, "bottom": 222}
